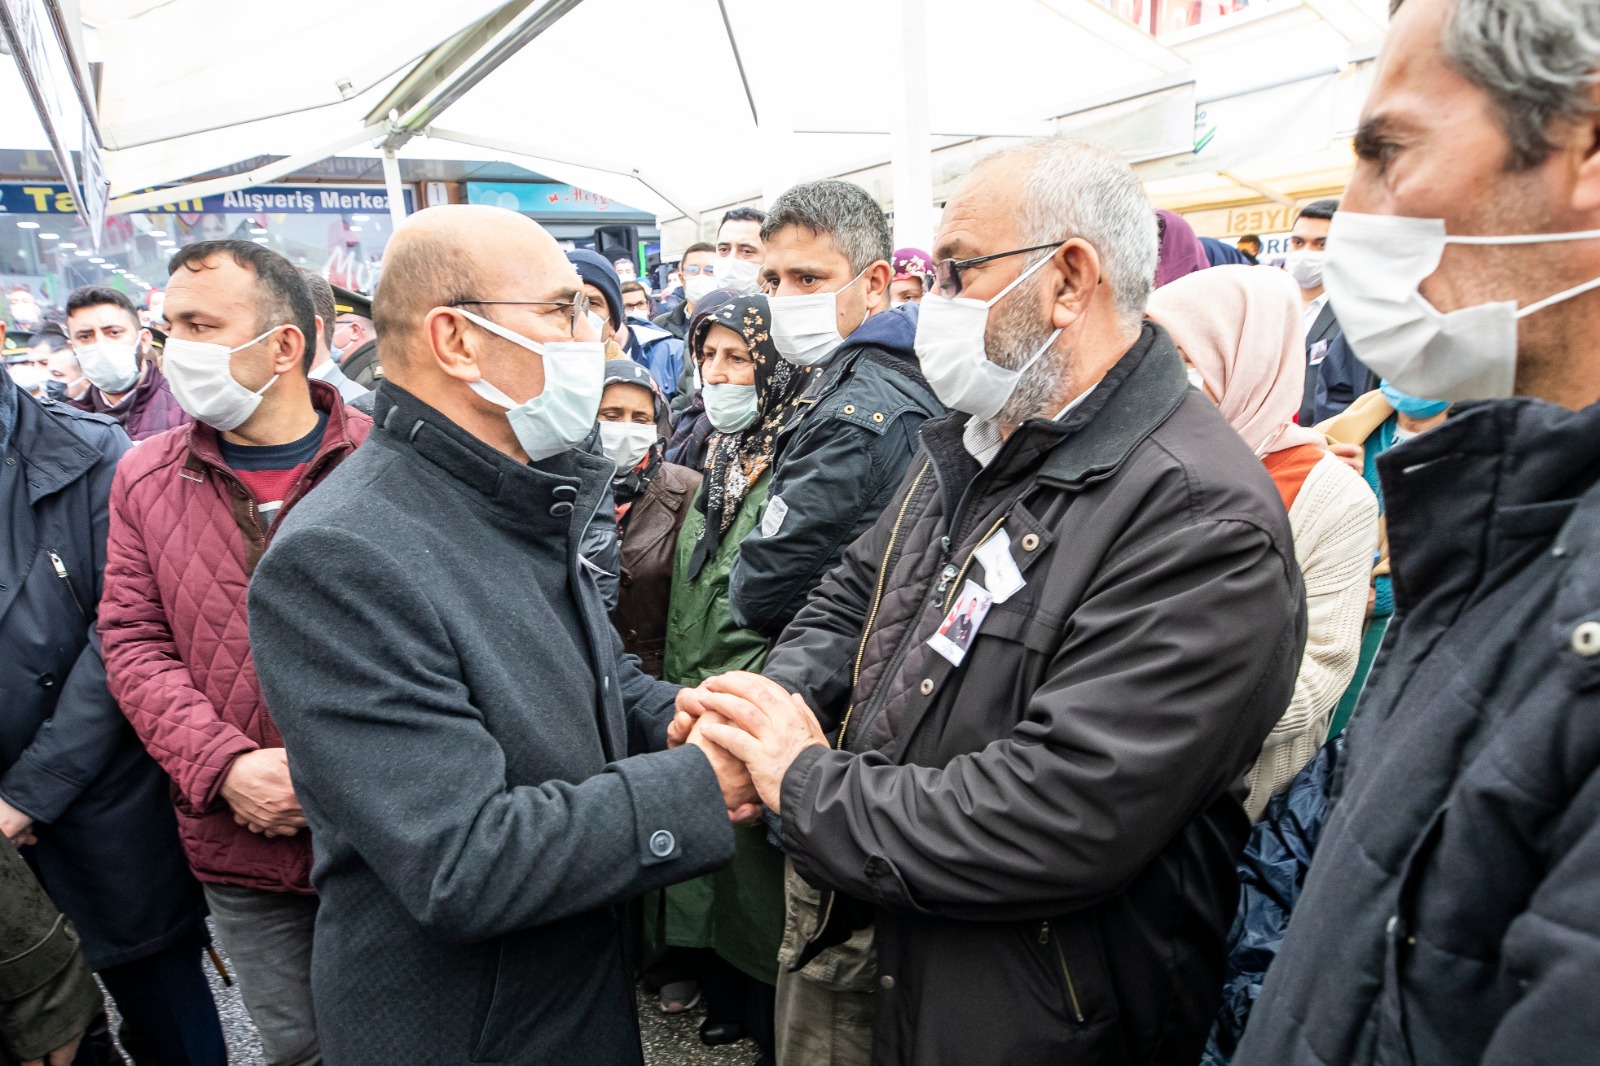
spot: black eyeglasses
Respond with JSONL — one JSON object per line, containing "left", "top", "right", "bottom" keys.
{"left": 450, "top": 292, "right": 592, "bottom": 337}
{"left": 934, "top": 241, "right": 1064, "bottom": 299}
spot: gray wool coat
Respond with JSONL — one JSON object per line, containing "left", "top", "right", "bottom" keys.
{"left": 249, "top": 382, "right": 734, "bottom": 1066}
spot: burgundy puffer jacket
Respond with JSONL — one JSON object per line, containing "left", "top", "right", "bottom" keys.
{"left": 101, "top": 380, "right": 371, "bottom": 892}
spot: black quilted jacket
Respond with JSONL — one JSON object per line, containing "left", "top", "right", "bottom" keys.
{"left": 765, "top": 323, "right": 1306, "bottom": 1066}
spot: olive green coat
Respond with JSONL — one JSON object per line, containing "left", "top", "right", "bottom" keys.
{"left": 0, "top": 837, "right": 100, "bottom": 1066}
{"left": 660, "top": 475, "right": 787, "bottom": 985}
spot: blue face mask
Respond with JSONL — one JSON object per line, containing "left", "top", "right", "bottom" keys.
{"left": 702, "top": 382, "right": 759, "bottom": 432}
{"left": 1379, "top": 380, "right": 1451, "bottom": 420}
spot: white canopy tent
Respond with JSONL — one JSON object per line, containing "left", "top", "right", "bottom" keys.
{"left": 0, "top": 0, "right": 1389, "bottom": 253}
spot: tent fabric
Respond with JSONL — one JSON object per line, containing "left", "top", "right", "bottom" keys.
{"left": 5, "top": 1, "right": 1390, "bottom": 224}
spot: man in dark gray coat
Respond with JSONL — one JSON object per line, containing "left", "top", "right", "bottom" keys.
{"left": 680, "top": 139, "right": 1306, "bottom": 1065}
{"left": 1232, "top": 1, "right": 1600, "bottom": 1063}
{"left": 248, "top": 205, "right": 749, "bottom": 1066}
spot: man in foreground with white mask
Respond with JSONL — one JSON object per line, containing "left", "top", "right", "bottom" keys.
{"left": 246, "top": 204, "right": 748, "bottom": 1066}
{"left": 101, "top": 240, "right": 374, "bottom": 1065}
{"left": 1235, "top": 1, "right": 1600, "bottom": 1062}
{"left": 63, "top": 285, "right": 190, "bottom": 441}
{"left": 674, "top": 138, "right": 1305, "bottom": 1066}
{"left": 725, "top": 179, "right": 942, "bottom": 637}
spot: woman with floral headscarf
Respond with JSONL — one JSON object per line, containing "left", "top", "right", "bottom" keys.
{"left": 656, "top": 294, "right": 808, "bottom": 1056}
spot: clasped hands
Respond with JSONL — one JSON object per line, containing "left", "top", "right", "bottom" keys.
{"left": 671, "top": 671, "right": 828, "bottom": 823}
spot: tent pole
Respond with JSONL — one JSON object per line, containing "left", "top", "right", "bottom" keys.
{"left": 382, "top": 147, "right": 409, "bottom": 227}
{"left": 890, "top": 0, "right": 933, "bottom": 248}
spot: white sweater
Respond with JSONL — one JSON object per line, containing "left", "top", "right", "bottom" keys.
{"left": 1245, "top": 453, "right": 1379, "bottom": 818}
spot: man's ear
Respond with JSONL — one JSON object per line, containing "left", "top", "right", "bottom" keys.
{"left": 426, "top": 307, "right": 485, "bottom": 383}
{"left": 271, "top": 326, "right": 307, "bottom": 374}
{"left": 1049, "top": 238, "right": 1101, "bottom": 331}
{"left": 864, "top": 260, "right": 893, "bottom": 312}
{"left": 1571, "top": 79, "right": 1600, "bottom": 214}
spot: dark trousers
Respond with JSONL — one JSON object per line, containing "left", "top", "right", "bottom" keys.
{"left": 74, "top": 932, "right": 228, "bottom": 1066}
{"left": 701, "top": 953, "right": 776, "bottom": 1059}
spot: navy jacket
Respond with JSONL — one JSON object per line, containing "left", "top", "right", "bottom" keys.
{"left": 727, "top": 305, "right": 943, "bottom": 636}
{"left": 1236, "top": 396, "right": 1600, "bottom": 1066}
{"left": 0, "top": 379, "right": 205, "bottom": 969}
{"left": 249, "top": 383, "right": 734, "bottom": 1066}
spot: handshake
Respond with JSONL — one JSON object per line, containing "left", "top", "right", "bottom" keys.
{"left": 668, "top": 671, "right": 829, "bottom": 824}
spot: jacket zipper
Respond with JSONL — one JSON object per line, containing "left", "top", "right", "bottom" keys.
{"left": 810, "top": 461, "right": 929, "bottom": 943}
{"left": 1039, "top": 921, "right": 1085, "bottom": 1024}
{"left": 938, "top": 515, "right": 1009, "bottom": 612}
{"left": 48, "top": 550, "right": 88, "bottom": 622}
{"left": 836, "top": 460, "right": 930, "bottom": 752}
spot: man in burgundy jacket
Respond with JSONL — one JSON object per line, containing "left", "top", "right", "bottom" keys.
{"left": 64, "top": 285, "right": 190, "bottom": 442}
{"left": 101, "top": 240, "right": 371, "bottom": 1066}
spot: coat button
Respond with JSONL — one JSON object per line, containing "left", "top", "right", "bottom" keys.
{"left": 919, "top": 678, "right": 934, "bottom": 695}
{"left": 843, "top": 404, "right": 856, "bottom": 415}
{"left": 549, "top": 501, "right": 574, "bottom": 517}
{"left": 1572, "top": 621, "right": 1600, "bottom": 657}
{"left": 879, "top": 975, "right": 895, "bottom": 990}
{"left": 1021, "top": 533, "right": 1040, "bottom": 551}
{"left": 37, "top": 673, "right": 56, "bottom": 688}
{"left": 552, "top": 485, "right": 578, "bottom": 500}
{"left": 871, "top": 412, "right": 884, "bottom": 423}
{"left": 649, "top": 830, "right": 676, "bottom": 858}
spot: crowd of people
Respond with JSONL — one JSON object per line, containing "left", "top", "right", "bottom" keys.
{"left": 3, "top": 0, "right": 1599, "bottom": 1064}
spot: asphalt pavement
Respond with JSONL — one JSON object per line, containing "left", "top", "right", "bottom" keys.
{"left": 137, "top": 932, "right": 759, "bottom": 1065}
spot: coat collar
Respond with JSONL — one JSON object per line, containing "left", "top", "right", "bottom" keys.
{"left": 8, "top": 386, "right": 111, "bottom": 505}
{"left": 371, "top": 381, "right": 614, "bottom": 541}
{"left": 1381, "top": 395, "right": 1600, "bottom": 605}
{"left": 1033, "top": 322, "right": 1186, "bottom": 487}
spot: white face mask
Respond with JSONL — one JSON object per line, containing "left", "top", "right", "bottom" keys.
{"left": 1323, "top": 212, "right": 1600, "bottom": 402}
{"left": 768, "top": 268, "right": 869, "bottom": 367}
{"left": 684, "top": 273, "right": 720, "bottom": 306}
{"left": 1283, "top": 250, "right": 1326, "bottom": 290}
{"left": 702, "top": 382, "right": 759, "bottom": 431}
{"left": 598, "top": 420, "right": 657, "bottom": 470}
{"left": 712, "top": 256, "right": 762, "bottom": 294}
{"left": 330, "top": 342, "right": 349, "bottom": 364}
{"left": 459, "top": 308, "right": 606, "bottom": 462}
{"left": 7, "top": 363, "right": 46, "bottom": 393}
{"left": 74, "top": 339, "right": 142, "bottom": 394}
{"left": 913, "top": 249, "right": 1061, "bottom": 420}
{"left": 163, "top": 325, "right": 288, "bottom": 431}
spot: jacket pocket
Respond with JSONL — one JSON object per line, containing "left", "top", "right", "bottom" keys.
{"left": 469, "top": 913, "right": 627, "bottom": 1063}
{"left": 778, "top": 860, "right": 877, "bottom": 994}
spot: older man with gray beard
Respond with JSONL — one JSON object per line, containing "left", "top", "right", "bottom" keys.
{"left": 671, "top": 138, "right": 1307, "bottom": 1066}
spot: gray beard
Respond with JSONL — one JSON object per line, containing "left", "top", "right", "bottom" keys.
{"left": 986, "top": 272, "right": 1069, "bottom": 427}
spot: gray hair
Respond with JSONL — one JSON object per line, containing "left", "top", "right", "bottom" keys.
{"left": 760, "top": 180, "right": 892, "bottom": 275}
{"left": 1394, "top": 0, "right": 1600, "bottom": 170}
{"left": 976, "top": 138, "right": 1159, "bottom": 324}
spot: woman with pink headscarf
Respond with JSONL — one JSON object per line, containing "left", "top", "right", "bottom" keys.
{"left": 1148, "top": 265, "right": 1379, "bottom": 818}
